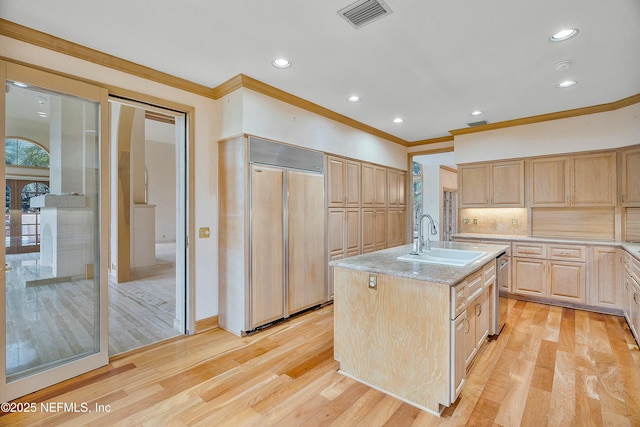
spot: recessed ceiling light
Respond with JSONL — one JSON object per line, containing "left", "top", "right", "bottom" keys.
{"left": 393, "top": 117, "right": 404, "bottom": 124}
{"left": 556, "top": 80, "right": 577, "bottom": 88}
{"left": 554, "top": 60, "right": 573, "bottom": 71}
{"left": 272, "top": 58, "right": 291, "bottom": 69}
{"left": 37, "top": 112, "right": 49, "bottom": 118}
{"left": 347, "top": 95, "right": 360, "bottom": 103}
{"left": 549, "top": 28, "right": 579, "bottom": 42}
{"left": 470, "top": 110, "right": 484, "bottom": 116}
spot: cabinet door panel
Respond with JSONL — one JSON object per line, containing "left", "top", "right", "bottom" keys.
{"left": 361, "top": 164, "right": 375, "bottom": 207}
{"left": 529, "top": 157, "right": 570, "bottom": 206}
{"left": 548, "top": 261, "right": 585, "bottom": 303}
{"left": 250, "top": 165, "right": 284, "bottom": 327}
{"left": 345, "top": 208, "right": 361, "bottom": 257}
{"left": 327, "top": 156, "right": 345, "bottom": 207}
{"left": 589, "top": 247, "right": 620, "bottom": 308}
{"left": 513, "top": 258, "right": 545, "bottom": 296}
{"left": 374, "top": 166, "right": 387, "bottom": 207}
{"left": 387, "top": 169, "right": 399, "bottom": 207}
{"left": 491, "top": 161, "right": 524, "bottom": 207}
{"left": 452, "top": 313, "right": 467, "bottom": 403}
{"left": 361, "top": 208, "right": 375, "bottom": 253}
{"left": 475, "top": 291, "right": 490, "bottom": 349}
{"left": 328, "top": 208, "right": 346, "bottom": 257}
{"left": 397, "top": 171, "right": 406, "bottom": 207}
{"left": 460, "top": 164, "right": 489, "bottom": 207}
{"left": 621, "top": 148, "right": 640, "bottom": 206}
{"left": 346, "top": 160, "right": 361, "bottom": 207}
{"left": 465, "top": 308, "right": 477, "bottom": 366}
{"left": 374, "top": 209, "right": 387, "bottom": 251}
{"left": 572, "top": 153, "right": 616, "bottom": 206}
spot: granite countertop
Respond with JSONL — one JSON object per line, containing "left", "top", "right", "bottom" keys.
{"left": 622, "top": 243, "right": 640, "bottom": 261}
{"left": 453, "top": 233, "right": 640, "bottom": 261}
{"left": 329, "top": 241, "right": 508, "bottom": 286}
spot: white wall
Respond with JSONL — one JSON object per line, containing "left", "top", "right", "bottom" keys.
{"left": 146, "top": 140, "right": 176, "bottom": 242}
{"left": 421, "top": 164, "right": 441, "bottom": 240}
{"left": 240, "top": 89, "right": 407, "bottom": 170}
{"left": 454, "top": 103, "right": 640, "bottom": 164}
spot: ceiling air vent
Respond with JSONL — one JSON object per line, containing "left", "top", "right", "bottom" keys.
{"left": 467, "top": 120, "right": 489, "bottom": 127}
{"left": 338, "top": 0, "right": 393, "bottom": 29}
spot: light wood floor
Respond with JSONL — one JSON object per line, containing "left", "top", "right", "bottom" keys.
{"left": 6, "top": 243, "right": 181, "bottom": 379}
{"left": 2, "top": 299, "right": 640, "bottom": 426}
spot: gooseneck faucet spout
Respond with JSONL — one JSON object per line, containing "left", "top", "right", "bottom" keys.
{"left": 416, "top": 214, "right": 438, "bottom": 254}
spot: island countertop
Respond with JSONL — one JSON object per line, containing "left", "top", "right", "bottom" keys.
{"left": 329, "top": 241, "right": 508, "bottom": 286}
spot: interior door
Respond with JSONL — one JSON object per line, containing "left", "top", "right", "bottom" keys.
{"left": 1, "top": 62, "right": 109, "bottom": 401}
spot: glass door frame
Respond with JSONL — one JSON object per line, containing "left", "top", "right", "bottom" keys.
{"left": 0, "top": 61, "right": 109, "bottom": 402}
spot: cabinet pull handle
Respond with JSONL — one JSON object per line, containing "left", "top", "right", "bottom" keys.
{"left": 465, "top": 318, "right": 471, "bottom": 334}
{"left": 635, "top": 292, "right": 639, "bottom": 305}
{"left": 477, "top": 302, "right": 482, "bottom": 317}
{"left": 622, "top": 194, "right": 625, "bottom": 203}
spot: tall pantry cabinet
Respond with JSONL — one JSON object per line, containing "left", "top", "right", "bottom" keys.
{"left": 219, "top": 136, "right": 326, "bottom": 335}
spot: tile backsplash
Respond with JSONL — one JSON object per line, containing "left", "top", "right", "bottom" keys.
{"left": 459, "top": 208, "right": 528, "bottom": 236}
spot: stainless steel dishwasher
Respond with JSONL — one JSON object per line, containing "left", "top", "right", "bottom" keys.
{"left": 493, "top": 253, "right": 509, "bottom": 336}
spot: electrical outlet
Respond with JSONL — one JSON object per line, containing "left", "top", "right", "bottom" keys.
{"left": 473, "top": 218, "right": 478, "bottom": 225}
{"left": 199, "top": 227, "right": 211, "bottom": 238}
{"left": 512, "top": 219, "right": 518, "bottom": 226}
{"left": 369, "top": 274, "right": 377, "bottom": 290}
{"left": 463, "top": 218, "right": 470, "bottom": 224}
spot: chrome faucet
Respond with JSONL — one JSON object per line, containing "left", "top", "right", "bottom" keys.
{"left": 416, "top": 214, "right": 438, "bottom": 253}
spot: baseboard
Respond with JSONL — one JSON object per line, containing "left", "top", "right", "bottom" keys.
{"left": 194, "top": 315, "right": 219, "bottom": 333}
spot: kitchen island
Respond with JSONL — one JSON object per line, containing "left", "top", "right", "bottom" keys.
{"left": 330, "top": 241, "right": 508, "bottom": 415}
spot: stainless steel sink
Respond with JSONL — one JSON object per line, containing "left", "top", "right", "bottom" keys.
{"left": 397, "top": 248, "right": 487, "bottom": 266}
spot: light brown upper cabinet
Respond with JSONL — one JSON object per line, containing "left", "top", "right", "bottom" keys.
{"left": 459, "top": 160, "right": 524, "bottom": 208}
{"left": 529, "top": 156, "right": 571, "bottom": 206}
{"left": 529, "top": 152, "right": 616, "bottom": 207}
{"left": 362, "top": 163, "right": 387, "bottom": 208}
{"left": 621, "top": 147, "right": 640, "bottom": 206}
{"left": 572, "top": 152, "right": 617, "bottom": 206}
{"left": 327, "top": 155, "right": 361, "bottom": 208}
{"left": 387, "top": 169, "right": 406, "bottom": 207}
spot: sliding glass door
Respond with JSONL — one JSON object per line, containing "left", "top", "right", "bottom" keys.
{"left": 1, "top": 62, "right": 109, "bottom": 401}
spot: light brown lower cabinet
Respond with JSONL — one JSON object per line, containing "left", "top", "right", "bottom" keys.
{"left": 513, "top": 257, "right": 586, "bottom": 303}
{"left": 513, "top": 258, "right": 546, "bottom": 296}
{"left": 589, "top": 246, "right": 620, "bottom": 309}
{"left": 464, "top": 289, "right": 490, "bottom": 366}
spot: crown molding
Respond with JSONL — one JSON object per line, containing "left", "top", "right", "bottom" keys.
{"left": 408, "top": 146, "right": 454, "bottom": 157}
{"left": 449, "top": 93, "right": 640, "bottom": 136}
{"left": 409, "top": 135, "right": 454, "bottom": 145}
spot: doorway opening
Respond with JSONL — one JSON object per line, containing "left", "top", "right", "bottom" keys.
{"left": 108, "top": 98, "right": 188, "bottom": 355}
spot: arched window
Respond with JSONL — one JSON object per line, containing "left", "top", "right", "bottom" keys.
{"left": 5, "top": 138, "right": 50, "bottom": 168}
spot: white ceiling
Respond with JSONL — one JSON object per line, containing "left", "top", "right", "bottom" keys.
{"left": 2, "top": 0, "right": 639, "bottom": 143}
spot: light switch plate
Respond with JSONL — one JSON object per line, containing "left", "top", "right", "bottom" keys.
{"left": 199, "top": 227, "right": 211, "bottom": 238}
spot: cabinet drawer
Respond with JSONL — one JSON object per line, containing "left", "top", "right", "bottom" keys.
{"left": 467, "top": 271, "right": 484, "bottom": 301}
{"left": 483, "top": 260, "right": 496, "bottom": 287}
{"left": 548, "top": 244, "right": 586, "bottom": 262}
{"left": 513, "top": 243, "right": 546, "bottom": 258}
{"left": 634, "top": 256, "right": 640, "bottom": 283}
{"left": 451, "top": 281, "right": 468, "bottom": 320}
